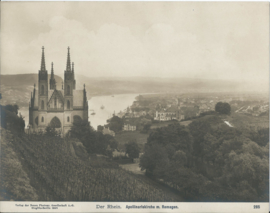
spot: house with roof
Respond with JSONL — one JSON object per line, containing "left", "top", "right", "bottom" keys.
{"left": 122, "top": 119, "right": 137, "bottom": 131}
{"left": 154, "top": 105, "right": 178, "bottom": 121}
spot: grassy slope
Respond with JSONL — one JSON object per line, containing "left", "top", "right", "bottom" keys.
{"left": 228, "top": 112, "right": 269, "bottom": 129}
{"left": 0, "top": 74, "right": 63, "bottom": 107}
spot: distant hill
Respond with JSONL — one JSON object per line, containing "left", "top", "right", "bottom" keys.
{"left": 0, "top": 73, "right": 267, "bottom": 108}
{"left": 76, "top": 75, "right": 267, "bottom": 96}
{"left": 0, "top": 74, "right": 63, "bottom": 107}
{"left": 0, "top": 73, "right": 63, "bottom": 87}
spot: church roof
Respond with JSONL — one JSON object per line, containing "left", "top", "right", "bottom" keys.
{"left": 32, "top": 89, "right": 85, "bottom": 108}
{"left": 48, "top": 89, "right": 65, "bottom": 104}
{"left": 73, "top": 90, "right": 84, "bottom": 107}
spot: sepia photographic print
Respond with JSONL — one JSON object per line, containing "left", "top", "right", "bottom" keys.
{"left": 0, "top": 1, "right": 269, "bottom": 212}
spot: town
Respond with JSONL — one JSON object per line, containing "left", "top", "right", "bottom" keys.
{"left": 99, "top": 92, "right": 269, "bottom": 138}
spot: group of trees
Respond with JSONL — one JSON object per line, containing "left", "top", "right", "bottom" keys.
{"left": 215, "top": 102, "right": 231, "bottom": 115}
{"left": 69, "top": 120, "right": 118, "bottom": 157}
{"left": 106, "top": 116, "right": 124, "bottom": 133}
{"left": 105, "top": 114, "right": 152, "bottom": 134}
{"left": 125, "top": 140, "right": 140, "bottom": 162}
{"left": 139, "top": 115, "right": 269, "bottom": 201}
{"left": 0, "top": 104, "right": 25, "bottom": 134}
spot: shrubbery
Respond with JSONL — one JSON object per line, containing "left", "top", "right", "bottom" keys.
{"left": 0, "top": 104, "right": 25, "bottom": 134}
{"left": 140, "top": 115, "right": 269, "bottom": 201}
{"left": 69, "top": 120, "right": 118, "bottom": 157}
{"left": 215, "top": 102, "right": 231, "bottom": 115}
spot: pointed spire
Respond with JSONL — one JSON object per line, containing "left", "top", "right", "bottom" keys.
{"left": 66, "top": 47, "right": 71, "bottom": 72}
{"left": 84, "top": 84, "right": 85, "bottom": 89}
{"left": 62, "top": 81, "right": 63, "bottom": 90}
{"left": 51, "top": 62, "right": 54, "bottom": 74}
{"left": 40, "top": 46, "right": 46, "bottom": 71}
{"left": 34, "top": 84, "right": 36, "bottom": 89}
{"left": 50, "top": 62, "right": 56, "bottom": 90}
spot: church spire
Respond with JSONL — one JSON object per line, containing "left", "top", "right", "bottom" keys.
{"left": 50, "top": 62, "right": 56, "bottom": 90}
{"left": 40, "top": 46, "right": 46, "bottom": 71}
{"left": 51, "top": 62, "right": 54, "bottom": 75}
{"left": 66, "top": 47, "right": 71, "bottom": 72}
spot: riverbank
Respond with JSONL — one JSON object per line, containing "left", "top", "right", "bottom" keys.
{"left": 88, "top": 93, "right": 140, "bottom": 129}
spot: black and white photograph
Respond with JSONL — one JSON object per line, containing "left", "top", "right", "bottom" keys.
{"left": 0, "top": 1, "right": 269, "bottom": 212}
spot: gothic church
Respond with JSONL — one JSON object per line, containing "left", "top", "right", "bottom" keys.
{"left": 29, "top": 47, "right": 89, "bottom": 135}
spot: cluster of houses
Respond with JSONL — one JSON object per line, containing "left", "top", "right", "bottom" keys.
{"left": 235, "top": 104, "right": 269, "bottom": 116}
{"left": 100, "top": 94, "right": 269, "bottom": 138}
{"left": 154, "top": 100, "right": 217, "bottom": 122}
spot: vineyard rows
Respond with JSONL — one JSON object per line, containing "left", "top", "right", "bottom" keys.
{"left": 10, "top": 134, "right": 182, "bottom": 201}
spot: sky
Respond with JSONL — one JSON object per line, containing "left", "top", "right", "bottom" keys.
{"left": 1, "top": 2, "right": 269, "bottom": 84}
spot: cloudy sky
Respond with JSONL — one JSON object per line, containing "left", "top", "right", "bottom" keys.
{"left": 1, "top": 2, "right": 269, "bottom": 84}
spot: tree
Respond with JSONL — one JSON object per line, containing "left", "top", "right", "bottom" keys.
{"left": 215, "top": 102, "right": 231, "bottom": 115}
{"left": 125, "top": 140, "right": 140, "bottom": 162}
{"left": 1, "top": 104, "right": 25, "bottom": 134}
{"left": 69, "top": 119, "right": 93, "bottom": 142}
{"left": 108, "top": 115, "right": 123, "bottom": 132}
{"left": 97, "top": 125, "right": 104, "bottom": 132}
{"left": 5, "top": 104, "right": 19, "bottom": 115}
{"left": 140, "top": 144, "right": 168, "bottom": 176}
{"left": 45, "top": 126, "right": 58, "bottom": 137}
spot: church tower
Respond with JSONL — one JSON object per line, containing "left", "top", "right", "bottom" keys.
{"left": 64, "top": 47, "right": 75, "bottom": 110}
{"left": 38, "top": 46, "right": 48, "bottom": 111}
{"left": 50, "top": 62, "right": 56, "bottom": 90}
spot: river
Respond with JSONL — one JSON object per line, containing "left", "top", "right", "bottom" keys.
{"left": 19, "top": 93, "right": 139, "bottom": 129}
{"left": 88, "top": 94, "right": 139, "bottom": 129}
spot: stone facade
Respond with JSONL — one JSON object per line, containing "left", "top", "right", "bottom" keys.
{"left": 29, "top": 47, "right": 88, "bottom": 136}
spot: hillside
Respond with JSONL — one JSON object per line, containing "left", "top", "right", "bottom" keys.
{"left": 1, "top": 129, "right": 38, "bottom": 201}
{"left": 0, "top": 74, "right": 63, "bottom": 107}
{"left": 0, "top": 129, "right": 183, "bottom": 201}
{"left": 1, "top": 73, "right": 268, "bottom": 109}
{"left": 77, "top": 75, "right": 266, "bottom": 96}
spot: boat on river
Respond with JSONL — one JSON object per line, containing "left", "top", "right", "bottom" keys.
{"left": 101, "top": 105, "right": 105, "bottom": 110}
{"left": 91, "top": 112, "right": 96, "bottom": 115}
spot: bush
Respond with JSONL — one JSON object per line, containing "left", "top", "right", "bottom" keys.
{"left": 215, "top": 102, "right": 231, "bottom": 115}
{"left": 125, "top": 140, "right": 140, "bottom": 162}
{"left": 1, "top": 104, "right": 25, "bottom": 134}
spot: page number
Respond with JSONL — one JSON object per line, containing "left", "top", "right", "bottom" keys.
{"left": 253, "top": 205, "right": 260, "bottom": 209}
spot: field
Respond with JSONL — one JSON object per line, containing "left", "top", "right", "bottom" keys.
{"left": 114, "top": 131, "right": 148, "bottom": 151}
{"left": 227, "top": 112, "right": 269, "bottom": 130}
{"left": 151, "top": 120, "right": 192, "bottom": 130}
{"left": 120, "top": 163, "right": 144, "bottom": 175}
{"left": 151, "top": 121, "right": 177, "bottom": 129}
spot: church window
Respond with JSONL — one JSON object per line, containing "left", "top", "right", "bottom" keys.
{"left": 50, "top": 116, "right": 61, "bottom": 128}
{"left": 67, "top": 85, "right": 71, "bottom": 95}
{"left": 67, "top": 116, "right": 70, "bottom": 122}
{"left": 67, "top": 100, "right": 70, "bottom": 109}
{"left": 41, "top": 85, "right": 44, "bottom": 95}
{"left": 41, "top": 117, "right": 44, "bottom": 122}
{"left": 54, "top": 97, "right": 57, "bottom": 108}
{"left": 41, "top": 100, "right": 44, "bottom": 110}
